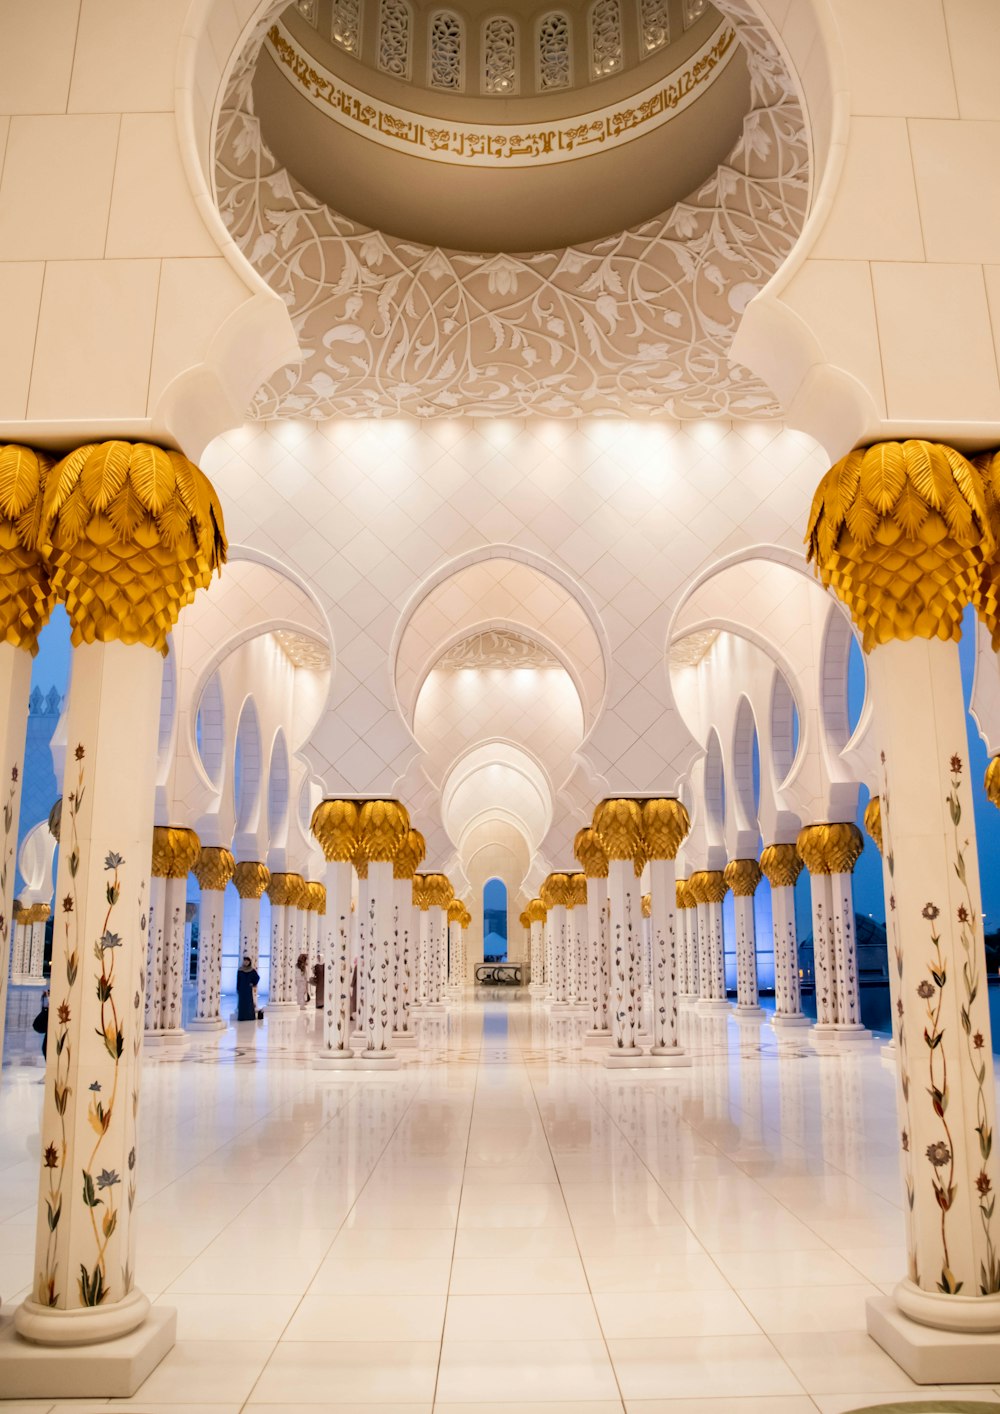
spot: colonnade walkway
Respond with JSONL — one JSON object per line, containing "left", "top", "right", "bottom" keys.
{"left": 2, "top": 994, "right": 1000, "bottom": 1411}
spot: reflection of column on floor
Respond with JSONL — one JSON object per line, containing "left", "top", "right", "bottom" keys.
{"left": 775, "top": 1047, "right": 808, "bottom": 1150}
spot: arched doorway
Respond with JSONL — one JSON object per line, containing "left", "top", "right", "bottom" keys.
{"left": 483, "top": 879, "right": 508, "bottom": 963}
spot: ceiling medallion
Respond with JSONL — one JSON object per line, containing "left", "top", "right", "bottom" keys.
{"left": 437, "top": 630, "right": 561, "bottom": 671}
{"left": 263, "top": 16, "right": 737, "bottom": 168}
{"left": 274, "top": 629, "right": 331, "bottom": 669}
{"left": 668, "top": 629, "right": 719, "bottom": 668}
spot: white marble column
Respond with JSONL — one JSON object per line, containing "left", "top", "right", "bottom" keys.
{"left": 676, "top": 880, "right": 699, "bottom": 1002}
{"left": 447, "top": 904, "right": 462, "bottom": 995}
{"left": 17, "top": 642, "right": 166, "bottom": 1348}
{"left": 593, "top": 800, "right": 645, "bottom": 1065}
{"left": 527, "top": 899, "right": 546, "bottom": 993}
{"left": 643, "top": 797, "right": 690, "bottom": 1062}
{"left": 797, "top": 825, "right": 869, "bottom": 1043}
{"left": 423, "top": 872, "right": 451, "bottom": 1010}
{"left": 569, "top": 872, "right": 587, "bottom": 1010}
{"left": 189, "top": 847, "right": 235, "bottom": 1032}
{"left": 356, "top": 799, "right": 410, "bottom": 1065}
{"left": 311, "top": 800, "right": 359, "bottom": 1070}
{"left": 577, "top": 846, "right": 609, "bottom": 1040}
{"left": 690, "top": 871, "right": 729, "bottom": 1011}
{"left": 266, "top": 873, "right": 304, "bottom": 1012}
{"left": 145, "top": 828, "right": 199, "bottom": 1047}
{"left": 232, "top": 861, "right": 269, "bottom": 970}
{"left": 760, "top": 844, "right": 809, "bottom": 1028}
{"left": 541, "top": 872, "right": 571, "bottom": 1009}
{"left": 725, "top": 858, "right": 764, "bottom": 1020}
{"left": 869, "top": 637, "right": 1000, "bottom": 1344}
{"left": 412, "top": 875, "right": 429, "bottom": 1010}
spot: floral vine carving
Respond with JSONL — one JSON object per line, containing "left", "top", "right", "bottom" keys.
{"left": 947, "top": 755, "right": 1000, "bottom": 1294}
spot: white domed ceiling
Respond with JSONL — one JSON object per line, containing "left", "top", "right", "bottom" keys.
{"left": 252, "top": 0, "right": 751, "bottom": 250}
{"left": 216, "top": 0, "right": 807, "bottom": 418}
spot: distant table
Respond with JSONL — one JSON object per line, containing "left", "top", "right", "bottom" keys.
{"left": 475, "top": 963, "right": 522, "bottom": 986}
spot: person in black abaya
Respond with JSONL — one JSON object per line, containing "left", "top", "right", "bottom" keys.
{"left": 236, "top": 955, "right": 259, "bottom": 1021}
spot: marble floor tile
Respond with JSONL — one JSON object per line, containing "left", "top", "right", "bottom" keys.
{"left": 2, "top": 992, "right": 997, "bottom": 1412}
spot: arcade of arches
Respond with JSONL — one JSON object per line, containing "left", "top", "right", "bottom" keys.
{"left": 3, "top": 0, "right": 1000, "bottom": 1407}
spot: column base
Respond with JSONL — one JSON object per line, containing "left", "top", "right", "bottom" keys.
{"left": 582, "top": 1028, "right": 611, "bottom": 1049}
{"left": 187, "top": 1017, "right": 226, "bottom": 1032}
{"left": 732, "top": 1005, "right": 765, "bottom": 1021}
{"left": 603, "top": 1049, "right": 655, "bottom": 1069}
{"left": 392, "top": 1032, "right": 418, "bottom": 1048}
{"left": 810, "top": 1024, "right": 872, "bottom": 1052}
{"left": 695, "top": 998, "right": 731, "bottom": 1014}
{"left": 867, "top": 1290, "right": 1000, "bottom": 1384}
{"left": 0, "top": 1301, "right": 175, "bottom": 1399}
{"left": 354, "top": 1050, "right": 401, "bottom": 1070}
{"left": 548, "top": 1000, "right": 572, "bottom": 1011}
{"left": 647, "top": 1046, "right": 691, "bottom": 1067}
{"left": 771, "top": 1012, "right": 811, "bottom": 1029}
{"left": 266, "top": 1001, "right": 300, "bottom": 1013}
{"left": 677, "top": 993, "right": 699, "bottom": 1008}
{"left": 880, "top": 1038, "right": 897, "bottom": 1063}
{"left": 143, "top": 1028, "right": 189, "bottom": 1051}
{"left": 312, "top": 1051, "right": 357, "bottom": 1070}
{"left": 421, "top": 1002, "right": 447, "bottom": 1013}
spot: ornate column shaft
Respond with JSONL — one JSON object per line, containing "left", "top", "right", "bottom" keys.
{"left": 643, "top": 798, "right": 690, "bottom": 1060}
{"left": 447, "top": 900, "right": 462, "bottom": 997}
{"left": 266, "top": 873, "right": 304, "bottom": 1011}
{"left": 569, "top": 872, "right": 587, "bottom": 1010}
{"left": 190, "top": 847, "right": 234, "bottom": 1031}
{"left": 593, "top": 800, "right": 643, "bottom": 1062}
{"left": 12, "top": 440, "right": 226, "bottom": 1374}
{"left": 392, "top": 828, "right": 423, "bottom": 1040}
{"left": 676, "top": 880, "right": 698, "bottom": 1001}
{"left": 232, "top": 861, "right": 269, "bottom": 974}
{"left": 797, "top": 824, "right": 867, "bottom": 1038}
{"left": 760, "top": 845, "right": 808, "bottom": 1027}
{"left": 574, "top": 828, "right": 608, "bottom": 1035}
{"left": 725, "top": 858, "right": 764, "bottom": 1020}
{"left": 356, "top": 800, "right": 409, "bottom": 1064}
{"left": 423, "top": 872, "right": 452, "bottom": 1011}
{"left": 527, "top": 898, "right": 546, "bottom": 994}
{"left": 311, "top": 801, "right": 358, "bottom": 1068}
{"left": 807, "top": 438, "right": 1000, "bottom": 1364}
{"left": 145, "top": 827, "right": 199, "bottom": 1045}
{"left": 411, "top": 873, "right": 428, "bottom": 1009}
{"left": 540, "top": 873, "right": 571, "bottom": 1010}
{"left": 689, "top": 871, "right": 729, "bottom": 1009}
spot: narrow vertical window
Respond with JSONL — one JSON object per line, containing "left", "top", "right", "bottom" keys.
{"left": 429, "top": 10, "right": 464, "bottom": 89}
{"left": 378, "top": 0, "right": 412, "bottom": 78}
{"left": 483, "top": 16, "right": 517, "bottom": 95}
{"left": 589, "top": 0, "right": 623, "bottom": 78}
{"left": 537, "top": 12, "right": 570, "bottom": 90}
{"left": 639, "top": 0, "right": 670, "bottom": 53}
{"left": 331, "top": 0, "right": 361, "bottom": 54}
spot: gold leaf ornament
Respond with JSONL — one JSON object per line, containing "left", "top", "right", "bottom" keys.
{"left": 675, "top": 878, "right": 695, "bottom": 908}
{"left": 539, "top": 872, "right": 573, "bottom": 908}
{"left": 796, "top": 822, "right": 863, "bottom": 875}
{"left": 447, "top": 899, "right": 464, "bottom": 924}
{"left": 984, "top": 756, "right": 1000, "bottom": 810}
{"left": 393, "top": 827, "right": 426, "bottom": 880}
{"left": 640, "top": 797, "right": 691, "bottom": 860}
{"left": 0, "top": 444, "right": 55, "bottom": 653}
{"left": 592, "top": 798, "right": 643, "bottom": 861}
{"left": 150, "top": 826, "right": 201, "bottom": 879}
{"left": 688, "top": 869, "right": 728, "bottom": 904}
{"left": 527, "top": 897, "right": 547, "bottom": 925}
{"left": 573, "top": 826, "right": 608, "bottom": 879}
{"left": 232, "top": 860, "right": 271, "bottom": 899}
{"left": 863, "top": 797, "right": 883, "bottom": 855}
{"left": 806, "top": 440, "right": 995, "bottom": 651}
{"left": 758, "top": 843, "right": 802, "bottom": 888}
{"left": 358, "top": 798, "right": 410, "bottom": 863}
{"left": 40, "top": 441, "right": 227, "bottom": 655}
{"left": 423, "top": 873, "right": 454, "bottom": 908}
{"left": 311, "top": 799, "right": 360, "bottom": 862}
{"left": 192, "top": 846, "right": 236, "bottom": 892}
{"left": 724, "top": 858, "right": 762, "bottom": 897}
{"left": 268, "top": 871, "right": 307, "bottom": 908}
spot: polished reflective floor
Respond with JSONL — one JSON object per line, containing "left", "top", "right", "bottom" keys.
{"left": 2, "top": 992, "right": 1000, "bottom": 1412}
